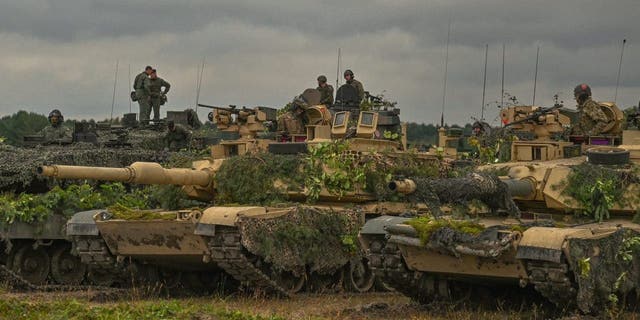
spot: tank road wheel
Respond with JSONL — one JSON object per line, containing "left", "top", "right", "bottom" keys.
{"left": 272, "top": 270, "right": 306, "bottom": 294}
{"left": 308, "top": 270, "right": 344, "bottom": 293}
{"left": 87, "top": 268, "right": 116, "bottom": 287}
{"left": 158, "top": 268, "right": 183, "bottom": 290}
{"left": 51, "top": 244, "right": 86, "bottom": 285}
{"left": 12, "top": 245, "right": 50, "bottom": 285}
{"left": 346, "top": 258, "right": 375, "bottom": 293}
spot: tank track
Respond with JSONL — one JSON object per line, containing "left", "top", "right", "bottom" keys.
{"left": 72, "top": 236, "right": 128, "bottom": 285}
{"left": 368, "top": 238, "right": 435, "bottom": 302}
{"left": 207, "top": 227, "right": 292, "bottom": 297}
{"left": 0, "top": 259, "right": 122, "bottom": 293}
{"left": 526, "top": 260, "right": 576, "bottom": 306}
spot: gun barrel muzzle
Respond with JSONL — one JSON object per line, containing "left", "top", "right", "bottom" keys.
{"left": 388, "top": 179, "right": 417, "bottom": 194}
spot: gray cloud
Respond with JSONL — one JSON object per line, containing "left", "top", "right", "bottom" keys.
{"left": 0, "top": 0, "right": 638, "bottom": 125}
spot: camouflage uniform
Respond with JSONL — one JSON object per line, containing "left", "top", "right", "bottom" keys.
{"left": 317, "top": 84, "right": 334, "bottom": 105}
{"left": 164, "top": 124, "right": 191, "bottom": 150}
{"left": 133, "top": 72, "right": 151, "bottom": 123}
{"left": 277, "top": 109, "right": 305, "bottom": 134}
{"left": 574, "top": 98, "right": 611, "bottom": 135}
{"left": 347, "top": 79, "right": 364, "bottom": 102}
{"left": 145, "top": 77, "right": 171, "bottom": 121}
{"left": 40, "top": 125, "right": 72, "bottom": 144}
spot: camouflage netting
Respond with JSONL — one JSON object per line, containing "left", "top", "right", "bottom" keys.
{"left": 0, "top": 143, "right": 172, "bottom": 193}
{"left": 212, "top": 143, "right": 441, "bottom": 205}
{"left": 237, "top": 206, "right": 364, "bottom": 275}
{"left": 565, "top": 228, "right": 640, "bottom": 314}
{"left": 404, "top": 173, "right": 520, "bottom": 216}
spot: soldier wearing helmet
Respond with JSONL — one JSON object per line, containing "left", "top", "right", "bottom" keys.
{"left": 571, "top": 84, "right": 612, "bottom": 136}
{"left": 164, "top": 120, "right": 191, "bottom": 151}
{"left": 316, "top": 75, "right": 334, "bottom": 106}
{"left": 343, "top": 69, "right": 365, "bottom": 103}
{"left": 40, "top": 109, "right": 73, "bottom": 144}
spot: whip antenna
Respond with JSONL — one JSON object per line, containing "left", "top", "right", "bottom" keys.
{"left": 110, "top": 60, "right": 119, "bottom": 122}
{"left": 440, "top": 18, "right": 451, "bottom": 127}
{"left": 614, "top": 39, "right": 627, "bottom": 103}
{"left": 481, "top": 44, "right": 488, "bottom": 120}
{"left": 501, "top": 43, "right": 505, "bottom": 109}
{"left": 532, "top": 46, "right": 540, "bottom": 106}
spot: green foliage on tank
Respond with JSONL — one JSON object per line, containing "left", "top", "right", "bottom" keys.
{"left": 405, "top": 216, "right": 485, "bottom": 246}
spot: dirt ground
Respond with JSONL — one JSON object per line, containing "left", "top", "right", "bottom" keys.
{"left": 1, "top": 289, "right": 636, "bottom": 320}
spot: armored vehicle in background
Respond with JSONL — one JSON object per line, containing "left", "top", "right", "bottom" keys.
{"left": 38, "top": 87, "right": 443, "bottom": 294}
{"left": 359, "top": 100, "right": 640, "bottom": 314}
{"left": 0, "top": 109, "right": 210, "bottom": 286}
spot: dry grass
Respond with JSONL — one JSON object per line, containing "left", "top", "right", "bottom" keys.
{"left": 0, "top": 290, "right": 638, "bottom": 320}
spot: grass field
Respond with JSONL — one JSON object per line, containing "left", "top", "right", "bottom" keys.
{"left": 2, "top": 289, "right": 637, "bottom": 320}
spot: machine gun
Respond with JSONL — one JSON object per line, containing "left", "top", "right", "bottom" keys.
{"left": 198, "top": 103, "right": 277, "bottom": 138}
{"left": 503, "top": 104, "right": 564, "bottom": 128}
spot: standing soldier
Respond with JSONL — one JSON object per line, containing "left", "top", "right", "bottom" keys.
{"left": 343, "top": 69, "right": 364, "bottom": 103}
{"left": 164, "top": 120, "right": 191, "bottom": 151}
{"left": 316, "top": 75, "right": 334, "bottom": 106}
{"left": 40, "top": 109, "right": 73, "bottom": 144}
{"left": 572, "top": 84, "right": 612, "bottom": 136}
{"left": 145, "top": 69, "right": 171, "bottom": 122}
{"left": 133, "top": 66, "right": 153, "bottom": 124}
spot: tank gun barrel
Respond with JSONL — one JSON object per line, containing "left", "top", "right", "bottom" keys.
{"left": 38, "top": 162, "right": 212, "bottom": 187}
{"left": 387, "top": 179, "right": 417, "bottom": 194}
{"left": 388, "top": 177, "right": 536, "bottom": 198}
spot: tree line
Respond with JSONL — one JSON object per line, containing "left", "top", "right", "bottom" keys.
{"left": 0, "top": 110, "right": 472, "bottom": 146}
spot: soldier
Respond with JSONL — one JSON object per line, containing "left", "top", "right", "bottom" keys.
{"left": 316, "top": 75, "right": 334, "bottom": 105}
{"left": 164, "top": 120, "right": 191, "bottom": 151}
{"left": 40, "top": 109, "right": 72, "bottom": 144}
{"left": 343, "top": 69, "right": 364, "bottom": 103}
{"left": 145, "top": 69, "right": 171, "bottom": 122}
{"left": 572, "top": 84, "right": 612, "bottom": 136}
{"left": 133, "top": 66, "right": 153, "bottom": 125}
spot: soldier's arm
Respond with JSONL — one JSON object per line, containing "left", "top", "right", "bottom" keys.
{"left": 328, "top": 86, "right": 334, "bottom": 105}
{"left": 143, "top": 78, "right": 151, "bottom": 95}
{"left": 162, "top": 80, "right": 171, "bottom": 94}
{"left": 358, "top": 82, "right": 365, "bottom": 101}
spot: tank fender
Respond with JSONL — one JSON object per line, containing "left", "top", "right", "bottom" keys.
{"left": 194, "top": 206, "right": 268, "bottom": 236}
{"left": 360, "top": 215, "right": 411, "bottom": 235}
{"left": 66, "top": 210, "right": 103, "bottom": 236}
{"left": 516, "top": 227, "right": 592, "bottom": 263}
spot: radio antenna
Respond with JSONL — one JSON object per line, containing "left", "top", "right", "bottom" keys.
{"left": 501, "top": 43, "right": 505, "bottom": 109}
{"left": 110, "top": 60, "right": 119, "bottom": 122}
{"left": 128, "top": 64, "right": 132, "bottom": 113}
{"left": 481, "top": 44, "right": 488, "bottom": 120}
{"left": 336, "top": 48, "right": 341, "bottom": 89}
{"left": 440, "top": 18, "right": 451, "bottom": 127}
{"left": 532, "top": 46, "right": 540, "bottom": 106}
{"left": 614, "top": 39, "right": 627, "bottom": 103}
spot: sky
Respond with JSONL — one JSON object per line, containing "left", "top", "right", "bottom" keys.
{"left": 1, "top": 0, "right": 639, "bottom": 125}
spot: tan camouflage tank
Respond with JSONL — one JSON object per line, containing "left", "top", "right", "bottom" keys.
{"left": 37, "top": 88, "right": 446, "bottom": 294}
{"left": 359, "top": 101, "right": 640, "bottom": 315}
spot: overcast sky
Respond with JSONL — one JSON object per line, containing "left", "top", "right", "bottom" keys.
{"left": 1, "top": 0, "right": 638, "bottom": 125}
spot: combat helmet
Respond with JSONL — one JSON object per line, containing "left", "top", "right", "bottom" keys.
{"left": 317, "top": 75, "right": 327, "bottom": 83}
{"left": 48, "top": 109, "right": 64, "bottom": 126}
{"left": 574, "top": 83, "right": 592, "bottom": 98}
{"left": 343, "top": 69, "right": 354, "bottom": 78}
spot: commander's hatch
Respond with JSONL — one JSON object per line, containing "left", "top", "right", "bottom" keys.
{"left": 331, "top": 111, "right": 350, "bottom": 138}
{"left": 356, "top": 111, "right": 378, "bottom": 138}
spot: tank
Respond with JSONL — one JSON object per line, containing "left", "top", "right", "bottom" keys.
{"left": 359, "top": 101, "right": 640, "bottom": 315}
{"left": 0, "top": 109, "right": 210, "bottom": 287}
{"left": 37, "top": 88, "right": 445, "bottom": 294}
